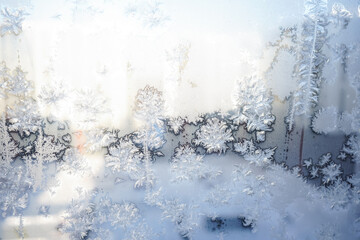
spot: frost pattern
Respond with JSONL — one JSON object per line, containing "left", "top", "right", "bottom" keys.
{"left": 167, "top": 116, "right": 186, "bottom": 135}
{"left": 0, "top": 165, "right": 29, "bottom": 217}
{"left": 331, "top": 2, "right": 352, "bottom": 28}
{"left": 286, "top": 0, "right": 328, "bottom": 131}
{"left": 0, "top": 1, "right": 359, "bottom": 239}
{"left": 193, "top": 117, "right": 234, "bottom": 154}
{"left": 83, "top": 129, "right": 117, "bottom": 153}
{"left": 58, "top": 148, "right": 91, "bottom": 176}
{"left": 0, "top": 115, "right": 21, "bottom": 168}
{"left": 231, "top": 76, "right": 275, "bottom": 142}
{"left": 311, "top": 106, "right": 338, "bottom": 134}
{"left": 24, "top": 130, "right": 66, "bottom": 191}
{"left": 72, "top": 89, "right": 109, "bottom": 130}
{"left": 125, "top": 0, "right": 169, "bottom": 28}
{"left": 342, "top": 135, "right": 360, "bottom": 163}
{"left": 234, "top": 138, "right": 276, "bottom": 166}
{"left": 0, "top": 8, "right": 26, "bottom": 36}
{"left": 161, "top": 199, "right": 199, "bottom": 238}
{"left": 170, "top": 144, "right": 221, "bottom": 182}
{"left": 105, "top": 136, "right": 145, "bottom": 188}
{"left": 7, "top": 98, "right": 42, "bottom": 137}
{"left": 133, "top": 85, "right": 165, "bottom": 189}
{"left": 318, "top": 152, "right": 332, "bottom": 166}
{"left": 59, "top": 198, "right": 95, "bottom": 240}
{"left": 321, "top": 162, "right": 342, "bottom": 184}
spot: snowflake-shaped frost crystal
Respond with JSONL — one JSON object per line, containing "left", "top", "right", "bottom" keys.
{"left": 321, "top": 162, "right": 342, "bottom": 184}
{"left": 318, "top": 153, "right": 332, "bottom": 166}
{"left": 134, "top": 85, "right": 164, "bottom": 125}
{"left": 193, "top": 117, "right": 234, "bottom": 154}
{"left": 342, "top": 134, "right": 360, "bottom": 163}
{"left": 231, "top": 76, "right": 275, "bottom": 142}
{"left": 167, "top": 116, "right": 186, "bottom": 135}
{"left": 234, "top": 138, "right": 276, "bottom": 166}
{"left": 7, "top": 98, "right": 42, "bottom": 137}
{"left": 105, "top": 136, "right": 145, "bottom": 186}
{"left": 6, "top": 66, "right": 32, "bottom": 96}
{"left": 0, "top": 8, "right": 26, "bottom": 36}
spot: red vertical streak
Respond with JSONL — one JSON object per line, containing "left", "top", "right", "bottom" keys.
{"left": 299, "top": 127, "right": 305, "bottom": 174}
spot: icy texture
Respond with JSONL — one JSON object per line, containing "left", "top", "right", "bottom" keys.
{"left": 23, "top": 130, "right": 66, "bottom": 191}
{"left": 0, "top": 8, "right": 26, "bottom": 36}
{"left": 286, "top": 0, "right": 328, "bottom": 131}
{"left": 0, "top": 0, "right": 359, "bottom": 239}
{"left": 193, "top": 117, "right": 234, "bottom": 154}
{"left": 234, "top": 138, "right": 276, "bottom": 166}
{"left": 105, "top": 136, "right": 146, "bottom": 188}
{"left": 170, "top": 143, "right": 221, "bottom": 182}
{"left": 311, "top": 106, "right": 338, "bottom": 134}
{"left": 0, "top": 115, "right": 21, "bottom": 167}
{"left": 231, "top": 76, "right": 275, "bottom": 142}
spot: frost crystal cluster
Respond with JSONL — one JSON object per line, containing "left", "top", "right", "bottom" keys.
{"left": 231, "top": 76, "right": 275, "bottom": 142}
{"left": 0, "top": 0, "right": 359, "bottom": 240}
{"left": 193, "top": 117, "right": 234, "bottom": 154}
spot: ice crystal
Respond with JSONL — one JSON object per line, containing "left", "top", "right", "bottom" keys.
{"left": 309, "top": 166, "right": 320, "bottom": 178}
{"left": 0, "top": 61, "right": 10, "bottom": 98}
{"left": 105, "top": 136, "right": 145, "bottom": 187}
{"left": 7, "top": 98, "right": 42, "bottom": 137}
{"left": 234, "top": 138, "right": 276, "bottom": 166}
{"left": 134, "top": 85, "right": 164, "bottom": 125}
{"left": 347, "top": 173, "right": 360, "bottom": 187}
{"left": 189, "top": 114, "right": 205, "bottom": 126}
{"left": 331, "top": 2, "right": 352, "bottom": 29}
{"left": 0, "top": 165, "right": 30, "bottom": 217}
{"left": 133, "top": 86, "right": 166, "bottom": 190}
{"left": 37, "top": 78, "right": 68, "bottom": 113}
{"left": 167, "top": 116, "right": 186, "bottom": 135}
{"left": 72, "top": 89, "right": 109, "bottom": 130}
{"left": 321, "top": 178, "right": 352, "bottom": 209}
{"left": 206, "top": 185, "right": 232, "bottom": 207}
{"left": 338, "top": 111, "right": 354, "bottom": 135}
{"left": 59, "top": 148, "right": 91, "bottom": 176}
{"left": 83, "top": 129, "right": 117, "bottom": 153}
{"left": 321, "top": 162, "right": 342, "bottom": 184}
{"left": 231, "top": 76, "right": 275, "bottom": 141}
{"left": 286, "top": 0, "right": 328, "bottom": 131}
{"left": 5, "top": 66, "right": 32, "bottom": 97}
{"left": 303, "top": 158, "right": 313, "bottom": 168}
{"left": 342, "top": 134, "right": 360, "bottom": 163}
{"left": 59, "top": 199, "right": 95, "bottom": 240}
{"left": 0, "top": 115, "right": 21, "bottom": 168}
{"left": 193, "top": 117, "right": 234, "bottom": 154}
{"left": 170, "top": 143, "right": 222, "bottom": 182}
{"left": 24, "top": 130, "right": 66, "bottom": 191}
{"left": 161, "top": 199, "right": 199, "bottom": 238}
{"left": 337, "top": 151, "right": 346, "bottom": 161}
{"left": 0, "top": 8, "right": 26, "bottom": 36}
{"left": 133, "top": 124, "right": 166, "bottom": 154}
{"left": 311, "top": 106, "right": 338, "bottom": 134}
{"left": 107, "top": 202, "right": 140, "bottom": 229}
{"left": 318, "top": 152, "right": 332, "bottom": 166}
